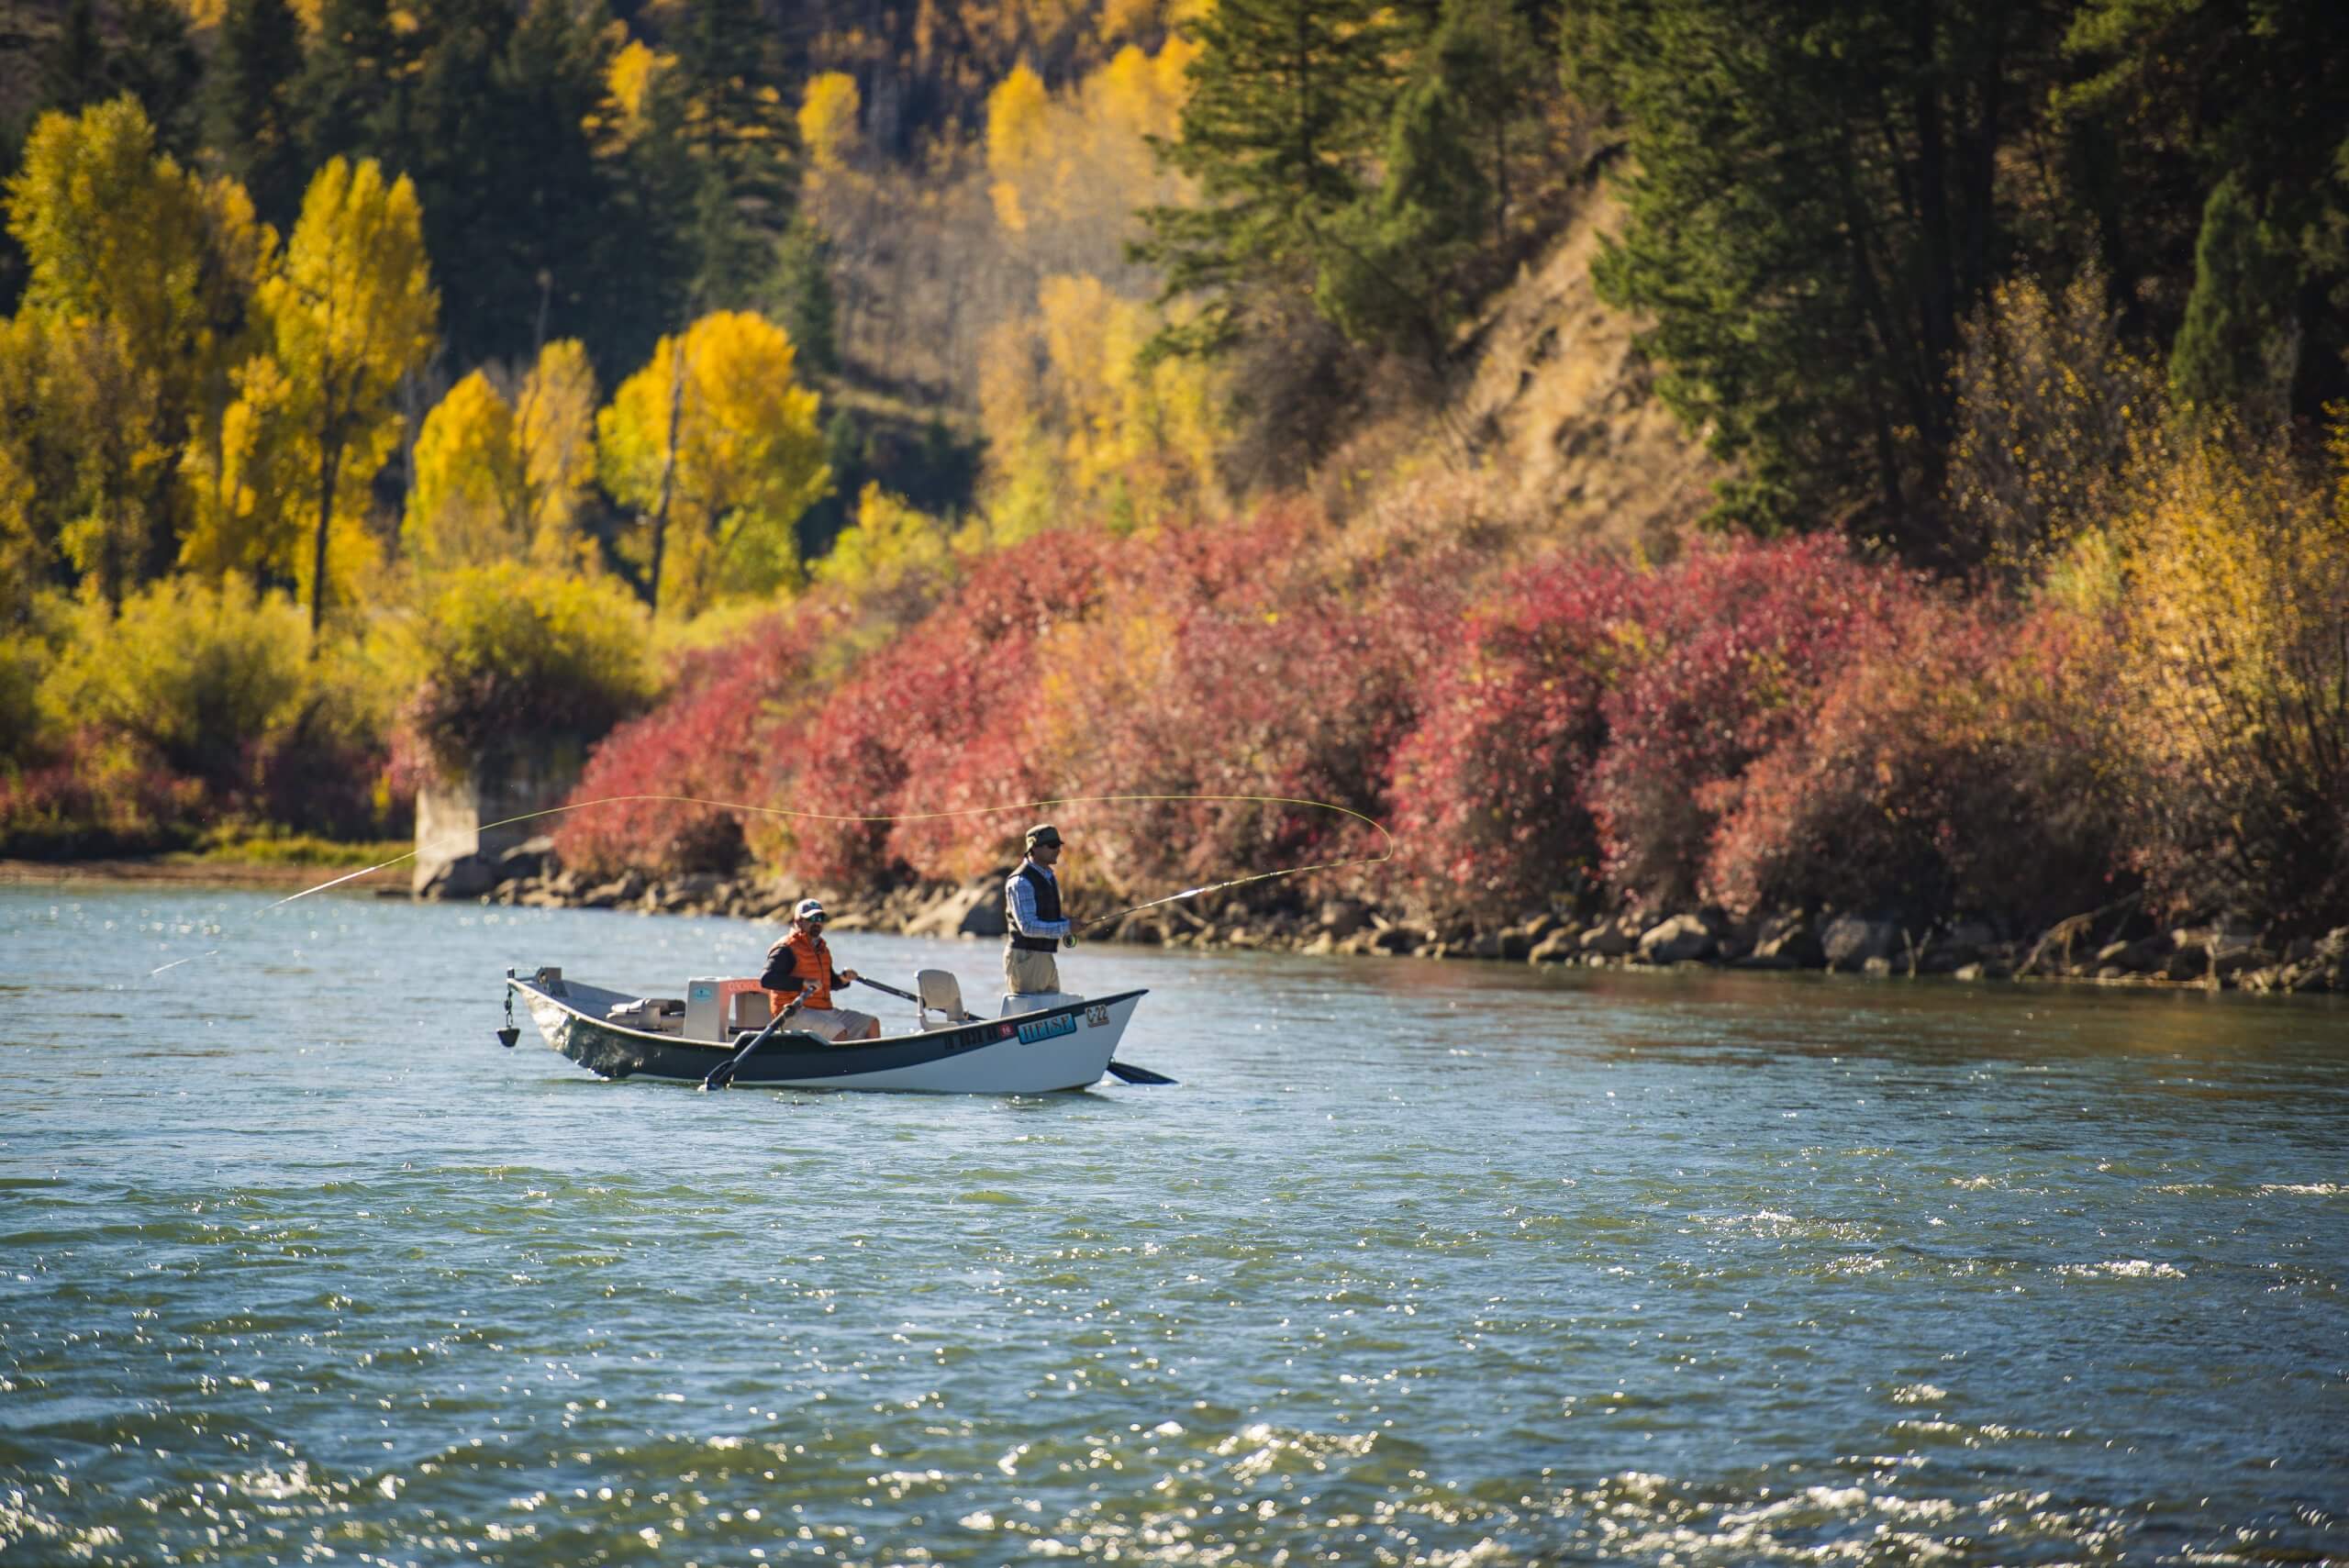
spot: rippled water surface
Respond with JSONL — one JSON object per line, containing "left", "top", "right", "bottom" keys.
{"left": 4, "top": 884, "right": 2346, "bottom": 1565}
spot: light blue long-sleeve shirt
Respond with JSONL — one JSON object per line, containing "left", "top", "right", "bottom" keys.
{"left": 1005, "top": 862, "right": 1071, "bottom": 939}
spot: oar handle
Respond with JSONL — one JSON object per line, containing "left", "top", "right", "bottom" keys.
{"left": 853, "top": 974, "right": 980, "bottom": 1022}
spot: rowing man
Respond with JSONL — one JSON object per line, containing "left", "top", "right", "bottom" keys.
{"left": 1004, "top": 824, "right": 1074, "bottom": 999}
{"left": 761, "top": 898, "right": 882, "bottom": 1040}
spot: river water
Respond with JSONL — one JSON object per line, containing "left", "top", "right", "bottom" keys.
{"left": 2, "top": 884, "right": 2344, "bottom": 1565}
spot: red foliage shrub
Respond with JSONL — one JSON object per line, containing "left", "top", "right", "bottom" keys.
{"left": 0, "top": 738, "right": 206, "bottom": 858}
{"left": 1039, "top": 500, "right": 1463, "bottom": 898}
{"left": 1705, "top": 597, "right": 2128, "bottom": 926}
{"left": 1588, "top": 535, "right": 1916, "bottom": 907}
{"left": 552, "top": 610, "right": 827, "bottom": 878}
{"left": 1387, "top": 552, "right": 1650, "bottom": 913}
{"left": 763, "top": 533, "right": 1124, "bottom": 888}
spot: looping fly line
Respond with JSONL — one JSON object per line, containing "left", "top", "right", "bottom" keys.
{"left": 149, "top": 793, "right": 1395, "bottom": 977}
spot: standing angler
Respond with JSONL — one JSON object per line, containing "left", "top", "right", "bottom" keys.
{"left": 1004, "top": 823, "right": 1074, "bottom": 1002}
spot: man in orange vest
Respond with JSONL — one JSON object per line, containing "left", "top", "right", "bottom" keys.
{"left": 760, "top": 898, "right": 882, "bottom": 1041}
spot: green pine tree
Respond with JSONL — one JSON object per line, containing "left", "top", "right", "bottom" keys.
{"left": 490, "top": 0, "right": 643, "bottom": 373}
{"left": 39, "top": 0, "right": 112, "bottom": 117}
{"left": 2168, "top": 174, "right": 2300, "bottom": 425}
{"left": 295, "top": 0, "right": 413, "bottom": 172}
{"left": 1319, "top": 0, "right": 1538, "bottom": 361}
{"left": 671, "top": 0, "right": 796, "bottom": 308}
{"left": 206, "top": 0, "right": 307, "bottom": 226}
{"left": 766, "top": 215, "right": 839, "bottom": 377}
{"left": 114, "top": 0, "right": 205, "bottom": 161}
{"left": 1134, "top": 0, "right": 1408, "bottom": 359}
{"left": 1564, "top": 0, "right": 2065, "bottom": 551}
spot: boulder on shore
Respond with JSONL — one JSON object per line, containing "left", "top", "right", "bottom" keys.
{"left": 905, "top": 876, "right": 1008, "bottom": 939}
{"left": 1821, "top": 913, "right": 1898, "bottom": 972}
{"left": 1638, "top": 914, "right": 1716, "bottom": 964}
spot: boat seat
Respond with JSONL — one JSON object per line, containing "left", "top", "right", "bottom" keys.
{"left": 917, "top": 968, "right": 972, "bottom": 1029}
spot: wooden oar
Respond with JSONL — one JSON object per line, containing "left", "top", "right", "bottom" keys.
{"left": 700, "top": 986, "right": 813, "bottom": 1092}
{"left": 851, "top": 976, "right": 1176, "bottom": 1086}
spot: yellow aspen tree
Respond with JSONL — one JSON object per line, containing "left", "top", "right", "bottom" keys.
{"left": 403, "top": 343, "right": 600, "bottom": 577}
{"left": 5, "top": 97, "right": 275, "bottom": 603}
{"left": 403, "top": 372, "right": 525, "bottom": 573}
{"left": 596, "top": 39, "right": 679, "bottom": 150}
{"left": 985, "top": 62, "right": 1051, "bottom": 231}
{"left": 812, "top": 483, "right": 954, "bottom": 596}
{"left": 261, "top": 155, "right": 439, "bottom": 639}
{"left": 0, "top": 317, "right": 50, "bottom": 624}
{"left": 797, "top": 71, "right": 861, "bottom": 174}
{"left": 516, "top": 339, "right": 600, "bottom": 565}
{"left": 178, "top": 353, "right": 299, "bottom": 580}
{"left": 596, "top": 309, "right": 829, "bottom": 617}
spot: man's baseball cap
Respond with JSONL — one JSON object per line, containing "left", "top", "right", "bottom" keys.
{"left": 794, "top": 897, "right": 829, "bottom": 921}
{"left": 1024, "top": 823, "right": 1063, "bottom": 847}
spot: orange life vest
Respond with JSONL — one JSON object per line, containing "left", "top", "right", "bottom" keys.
{"left": 768, "top": 928, "right": 836, "bottom": 1011}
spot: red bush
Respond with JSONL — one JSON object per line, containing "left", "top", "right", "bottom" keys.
{"left": 761, "top": 532, "right": 1124, "bottom": 887}
{"left": 552, "top": 610, "right": 827, "bottom": 878}
{"left": 1705, "top": 597, "right": 2127, "bottom": 925}
{"left": 1387, "top": 551, "right": 1650, "bottom": 913}
{"left": 0, "top": 738, "right": 207, "bottom": 858}
{"left": 1588, "top": 535, "right": 1915, "bottom": 907}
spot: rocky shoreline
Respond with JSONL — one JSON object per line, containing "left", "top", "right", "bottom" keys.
{"left": 423, "top": 837, "right": 2349, "bottom": 997}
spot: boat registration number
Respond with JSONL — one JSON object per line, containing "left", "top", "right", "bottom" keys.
{"left": 1018, "top": 1014, "right": 1077, "bottom": 1044}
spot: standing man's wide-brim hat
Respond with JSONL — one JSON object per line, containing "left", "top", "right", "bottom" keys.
{"left": 1024, "top": 823, "right": 1063, "bottom": 847}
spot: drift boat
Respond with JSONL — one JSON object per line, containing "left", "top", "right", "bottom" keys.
{"left": 501, "top": 966, "right": 1149, "bottom": 1093}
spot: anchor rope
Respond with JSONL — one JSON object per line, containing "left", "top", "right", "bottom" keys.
{"left": 148, "top": 793, "right": 1395, "bottom": 977}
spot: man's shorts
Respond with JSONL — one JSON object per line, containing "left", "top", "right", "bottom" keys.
{"left": 1004, "top": 946, "right": 1060, "bottom": 995}
{"left": 786, "top": 1005, "right": 880, "bottom": 1041}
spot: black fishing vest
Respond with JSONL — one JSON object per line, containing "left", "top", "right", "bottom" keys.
{"left": 1008, "top": 861, "right": 1062, "bottom": 951}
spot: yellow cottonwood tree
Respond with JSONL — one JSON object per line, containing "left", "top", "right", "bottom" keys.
{"left": 516, "top": 339, "right": 600, "bottom": 562}
{"left": 985, "top": 62, "right": 1051, "bottom": 231}
{"left": 812, "top": 483, "right": 955, "bottom": 597}
{"left": 596, "top": 309, "right": 829, "bottom": 617}
{"left": 405, "top": 373, "right": 524, "bottom": 573}
{"left": 404, "top": 340, "right": 600, "bottom": 574}
{"left": 178, "top": 351, "right": 299, "bottom": 580}
{"left": 798, "top": 71, "right": 861, "bottom": 173}
{"left": 980, "top": 273, "right": 1223, "bottom": 537}
{"left": 259, "top": 156, "right": 438, "bottom": 638}
{"left": 5, "top": 97, "right": 276, "bottom": 603}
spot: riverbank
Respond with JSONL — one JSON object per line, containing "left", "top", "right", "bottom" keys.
{"left": 442, "top": 840, "right": 2349, "bottom": 997}
{"left": 23, "top": 842, "right": 2343, "bottom": 995}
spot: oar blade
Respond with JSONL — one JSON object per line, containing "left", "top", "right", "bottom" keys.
{"left": 1105, "top": 1060, "right": 1176, "bottom": 1086}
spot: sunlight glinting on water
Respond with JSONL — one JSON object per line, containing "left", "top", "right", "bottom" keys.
{"left": 3, "top": 887, "right": 2345, "bottom": 1565}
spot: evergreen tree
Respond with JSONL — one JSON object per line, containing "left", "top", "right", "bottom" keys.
{"left": 1564, "top": 0, "right": 2066, "bottom": 552}
{"left": 2169, "top": 174, "right": 2301, "bottom": 426}
{"left": 592, "top": 45, "right": 701, "bottom": 377}
{"left": 671, "top": 0, "right": 796, "bottom": 308}
{"left": 2063, "top": 0, "right": 2349, "bottom": 418}
{"left": 206, "top": 0, "right": 306, "bottom": 227}
{"left": 115, "top": 0, "right": 205, "bottom": 160}
{"left": 1320, "top": 0, "right": 1538, "bottom": 361}
{"left": 403, "top": 0, "right": 523, "bottom": 365}
{"left": 485, "top": 0, "right": 640, "bottom": 372}
{"left": 295, "top": 0, "right": 413, "bottom": 173}
{"left": 1134, "top": 0, "right": 1407, "bottom": 359}
{"left": 766, "top": 215, "right": 839, "bottom": 377}
{"left": 39, "top": 0, "right": 112, "bottom": 117}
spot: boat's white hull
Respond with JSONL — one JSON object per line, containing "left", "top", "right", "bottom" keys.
{"left": 507, "top": 974, "right": 1147, "bottom": 1094}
